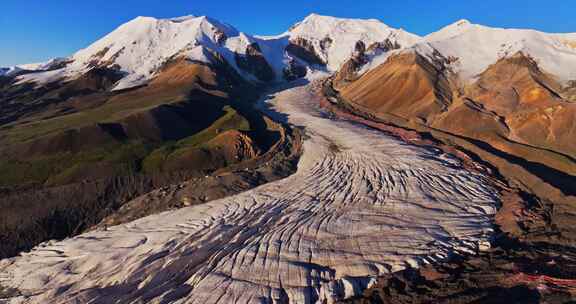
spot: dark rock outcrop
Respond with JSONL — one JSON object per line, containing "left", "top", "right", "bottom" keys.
{"left": 235, "top": 43, "right": 275, "bottom": 82}
{"left": 320, "top": 36, "right": 333, "bottom": 52}
{"left": 367, "top": 38, "right": 402, "bottom": 53}
{"left": 333, "top": 41, "right": 369, "bottom": 83}
{"left": 286, "top": 37, "right": 326, "bottom": 66}
{"left": 283, "top": 58, "right": 307, "bottom": 81}
{"left": 214, "top": 28, "right": 228, "bottom": 45}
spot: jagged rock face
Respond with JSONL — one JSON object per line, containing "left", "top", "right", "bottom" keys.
{"left": 283, "top": 58, "right": 307, "bottom": 81}
{"left": 333, "top": 58, "right": 362, "bottom": 83}
{"left": 286, "top": 14, "right": 422, "bottom": 72}
{"left": 70, "top": 67, "right": 125, "bottom": 91}
{"left": 367, "top": 39, "right": 402, "bottom": 53}
{"left": 354, "top": 40, "right": 366, "bottom": 55}
{"left": 320, "top": 37, "right": 333, "bottom": 52}
{"left": 563, "top": 80, "right": 576, "bottom": 102}
{"left": 333, "top": 38, "right": 415, "bottom": 84}
{"left": 333, "top": 41, "right": 369, "bottom": 83}
{"left": 286, "top": 37, "right": 327, "bottom": 66}
{"left": 214, "top": 28, "right": 228, "bottom": 45}
{"left": 351, "top": 40, "right": 369, "bottom": 67}
{"left": 0, "top": 85, "right": 498, "bottom": 304}
{"left": 235, "top": 43, "right": 276, "bottom": 82}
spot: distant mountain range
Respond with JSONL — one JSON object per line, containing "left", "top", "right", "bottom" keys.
{"left": 3, "top": 14, "right": 576, "bottom": 88}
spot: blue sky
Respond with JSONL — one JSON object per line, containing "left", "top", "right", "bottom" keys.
{"left": 1, "top": 0, "right": 575, "bottom": 66}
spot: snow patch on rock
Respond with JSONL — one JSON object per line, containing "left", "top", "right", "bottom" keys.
{"left": 288, "top": 14, "right": 422, "bottom": 71}
{"left": 422, "top": 20, "right": 576, "bottom": 83}
{"left": 357, "top": 19, "right": 576, "bottom": 84}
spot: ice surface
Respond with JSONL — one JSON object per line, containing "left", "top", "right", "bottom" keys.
{"left": 0, "top": 83, "right": 499, "bottom": 304}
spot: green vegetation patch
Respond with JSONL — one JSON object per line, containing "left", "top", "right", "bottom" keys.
{"left": 142, "top": 106, "right": 250, "bottom": 173}
{"left": 0, "top": 140, "right": 151, "bottom": 187}
{"left": 4, "top": 90, "right": 187, "bottom": 144}
{"left": 0, "top": 105, "right": 252, "bottom": 187}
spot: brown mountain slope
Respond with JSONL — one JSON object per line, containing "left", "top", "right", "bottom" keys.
{"left": 330, "top": 51, "right": 575, "bottom": 239}
{"left": 0, "top": 57, "right": 299, "bottom": 259}
{"left": 337, "top": 52, "right": 453, "bottom": 123}
{"left": 0, "top": 58, "right": 256, "bottom": 185}
{"left": 326, "top": 50, "right": 576, "bottom": 303}
{"left": 429, "top": 53, "right": 576, "bottom": 179}
{"left": 463, "top": 53, "right": 576, "bottom": 157}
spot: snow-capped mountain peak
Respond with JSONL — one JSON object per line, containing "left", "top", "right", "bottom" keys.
{"left": 9, "top": 15, "right": 247, "bottom": 90}
{"left": 66, "top": 15, "right": 244, "bottom": 89}
{"left": 422, "top": 22, "right": 576, "bottom": 83}
{"left": 425, "top": 19, "right": 475, "bottom": 41}
{"left": 9, "top": 14, "right": 423, "bottom": 89}
{"left": 290, "top": 13, "right": 388, "bottom": 33}
{"left": 454, "top": 19, "right": 472, "bottom": 26}
{"left": 0, "top": 58, "right": 69, "bottom": 77}
{"left": 9, "top": 14, "right": 575, "bottom": 91}
{"left": 168, "top": 15, "right": 197, "bottom": 23}
{"left": 287, "top": 14, "right": 421, "bottom": 71}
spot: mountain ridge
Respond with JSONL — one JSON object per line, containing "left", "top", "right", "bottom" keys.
{"left": 0, "top": 14, "right": 421, "bottom": 89}
{"left": 4, "top": 14, "right": 576, "bottom": 92}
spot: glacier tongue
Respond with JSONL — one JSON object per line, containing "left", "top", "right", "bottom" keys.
{"left": 0, "top": 83, "right": 499, "bottom": 304}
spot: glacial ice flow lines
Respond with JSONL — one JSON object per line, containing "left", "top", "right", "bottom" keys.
{"left": 0, "top": 84, "right": 499, "bottom": 304}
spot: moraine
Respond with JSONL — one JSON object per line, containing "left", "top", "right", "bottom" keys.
{"left": 0, "top": 83, "right": 499, "bottom": 304}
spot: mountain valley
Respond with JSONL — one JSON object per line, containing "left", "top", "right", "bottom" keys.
{"left": 0, "top": 13, "right": 575, "bottom": 303}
